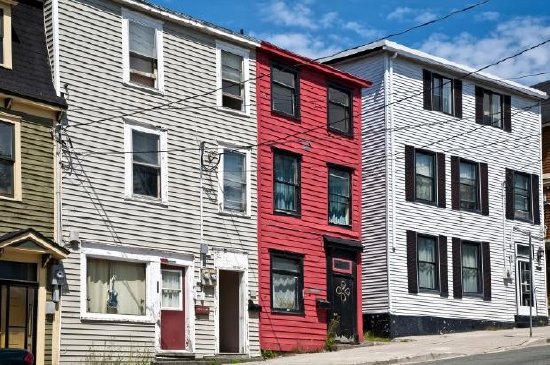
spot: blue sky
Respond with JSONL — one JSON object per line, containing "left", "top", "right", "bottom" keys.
{"left": 157, "top": 0, "right": 549, "bottom": 85}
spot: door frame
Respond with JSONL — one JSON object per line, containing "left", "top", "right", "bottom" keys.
{"left": 159, "top": 266, "right": 186, "bottom": 351}
{"left": 516, "top": 252, "right": 536, "bottom": 316}
{"left": 213, "top": 250, "right": 249, "bottom": 355}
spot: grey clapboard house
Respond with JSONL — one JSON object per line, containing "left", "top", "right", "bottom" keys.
{"left": 44, "top": 0, "right": 260, "bottom": 362}
{"left": 322, "top": 40, "right": 548, "bottom": 337}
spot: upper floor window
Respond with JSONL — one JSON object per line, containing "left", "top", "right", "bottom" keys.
{"left": 423, "top": 70, "right": 462, "bottom": 118}
{"left": 0, "top": 4, "right": 12, "bottom": 69}
{"left": 219, "top": 146, "right": 250, "bottom": 214}
{"left": 272, "top": 64, "right": 299, "bottom": 118}
{"left": 406, "top": 146, "right": 446, "bottom": 208}
{"left": 122, "top": 9, "right": 164, "bottom": 91}
{"left": 459, "top": 160, "right": 479, "bottom": 211}
{"left": 271, "top": 252, "right": 303, "bottom": 314}
{"left": 415, "top": 151, "right": 436, "bottom": 203}
{"left": 0, "top": 116, "right": 20, "bottom": 200}
{"left": 216, "top": 41, "right": 250, "bottom": 113}
{"left": 273, "top": 150, "right": 300, "bottom": 215}
{"left": 328, "top": 166, "right": 351, "bottom": 226}
{"left": 505, "top": 169, "right": 540, "bottom": 224}
{"left": 475, "top": 86, "right": 511, "bottom": 131}
{"left": 328, "top": 86, "right": 352, "bottom": 135}
{"left": 124, "top": 122, "right": 167, "bottom": 203}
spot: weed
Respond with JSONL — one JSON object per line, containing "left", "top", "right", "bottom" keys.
{"left": 325, "top": 317, "right": 340, "bottom": 351}
{"left": 363, "top": 331, "right": 390, "bottom": 343}
{"left": 84, "top": 340, "right": 153, "bottom": 365}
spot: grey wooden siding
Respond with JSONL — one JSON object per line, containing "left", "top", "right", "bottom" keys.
{"left": 332, "top": 53, "right": 545, "bottom": 323}
{"left": 0, "top": 117, "right": 55, "bottom": 238}
{"left": 56, "top": 0, "right": 258, "bottom": 361}
{"left": 335, "top": 54, "right": 389, "bottom": 313}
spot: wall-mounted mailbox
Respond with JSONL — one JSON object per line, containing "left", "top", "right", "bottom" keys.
{"left": 316, "top": 298, "right": 330, "bottom": 310}
{"left": 195, "top": 305, "right": 210, "bottom": 316}
{"left": 248, "top": 300, "right": 261, "bottom": 313}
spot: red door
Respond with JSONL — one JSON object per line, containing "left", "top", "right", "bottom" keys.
{"left": 160, "top": 267, "right": 185, "bottom": 350}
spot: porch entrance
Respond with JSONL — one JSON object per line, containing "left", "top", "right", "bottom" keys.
{"left": 0, "top": 261, "right": 38, "bottom": 354}
{"left": 218, "top": 270, "right": 242, "bottom": 353}
{"left": 516, "top": 244, "right": 536, "bottom": 316}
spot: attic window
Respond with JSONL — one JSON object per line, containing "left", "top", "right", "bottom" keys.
{"left": 0, "top": 4, "right": 12, "bottom": 69}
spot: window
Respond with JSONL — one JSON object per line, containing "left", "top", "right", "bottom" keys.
{"left": 417, "top": 235, "right": 439, "bottom": 290}
{"left": 274, "top": 151, "right": 300, "bottom": 215}
{"left": 122, "top": 9, "right": 163, "bottom": 90}
{"left": 432, "top": 74, "right": 453, "bottom": 114}
{"left": 219, "top": 147, "right": 250, "bottom": 214}
{"left": 272, "top": 64, "right": 299, "bottom": 117}
{"left": 459, "top": 160, "right": 479, "bottom": 211}
{"left": 0, "top": 121, "right": 14, "bottom": 198}
{"left": 0, "top": 4, "right": 12, "bottom": 69}
{"left": 328, "top": 167, "right": 351, "bottom": 226}
{"left": 483, "top": 91, "right": 502, "bottom": 127}
{"left": 271, "top": 252, "right": 303, "bottom": 313}
{"left": 415, "top": 151, "right": 436, "bottom": 203}
{"left": 462, "top": 242, "right": 482, "bottom": 294}
{"left": 216, "top": 42, "right": 250, "bottom": 113}
{"left": 328, "top": 86, "right": 352, "bottom": 135}
{"left": 514, "top": 172, "right": 531, "bottom": 221}
{"left": 124, "top": 123, "right": 167, "bottom": 203}
{"left": 161, "top": 269, "right": 182, "bottom": 310}
{"left": 86, "top": 258, "right": 146, "bottom": 316}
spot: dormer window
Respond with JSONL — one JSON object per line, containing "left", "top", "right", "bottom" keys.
{"left": 0, "top": 2, "right": 12, "bottom": 69}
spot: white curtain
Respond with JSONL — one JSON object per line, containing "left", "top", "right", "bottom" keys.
{"left": 272, "top": 273, "right": 297, "bottom": 310}
{"left": 442, "top": 79, "right": 452, "bottom": 114}
{"left": 162, "top": 270, "right": 181, "bottom": 309}
{"left": 87, "top": 259, "right": 146, "bottom": 316}
{"left": 462, "top": 244, "right": 479, "bottom": 293}
{"left": 415, "top": 153, "right": 434, "bottom": 201}
{"left": 418, "top": 238, "right": 436, "bottom": 289}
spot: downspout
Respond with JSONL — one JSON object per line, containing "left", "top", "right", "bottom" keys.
{"left": 199, "top": 142, "right": 205, "bottom": 268}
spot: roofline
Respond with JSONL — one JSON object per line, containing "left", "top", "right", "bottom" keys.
{"left": 113, "top": 0, "right": 260, "bottom": 48}
{"left": 321, "top": 40, "right": 547, "bottom": 100}
{"left": 0, "top": 89, "right": 67, "bottom": 110}
{"left": 260, "top": 42, "right": 372, "bottom": 88}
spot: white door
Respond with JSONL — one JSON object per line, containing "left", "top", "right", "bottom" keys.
{"left": 516, "top": 244, "right": 536, "bottom": 316}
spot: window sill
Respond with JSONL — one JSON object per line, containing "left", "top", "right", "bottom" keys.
{"left": 271, "top": 109, "right": 301, "bottom": 122}
{"left": 418, "top": 288, "right": 441, "bottom": 295}
{"left": 123, "top": 81, "right": 165, "bottom": 96}
{"left": 271, "top": 309, "right": 304, "bottom": 316}
{"left": 81, "top": 313, "right": 154, "bottom": 324}
{"left": 0, "top": 195, "right": 22, "bottom": 202}
{"left": 125, "top": 195, "right": 168, "bottom": 208}
{"left": 328, "top": 222, "right": 353, "bottom": 230}
{"left": 462, "top": 293, "right": 484, "bottom": 300}
{"left": 511, "top": 216, "right": 534, "bottom": 224}
{"left": 273, "top": 210, "right": 301, "bottom": 218}
{"left": 413, "top": 199, "right": 440, "bottom": 208}
{"left": 218, "top": 209, "right": 251, "bottom": 219}
{"left": 328, "top": 127, "right": 354, "bottom": 139}
{"left": 458, "top": 207, "right": 482, "bottom": 215}
{"left": 216, "top": 106, "right": 250, "bottom": 117}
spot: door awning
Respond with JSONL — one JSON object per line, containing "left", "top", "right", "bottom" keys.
{"left": 323, "top": 235, "right": 363, "bottom": 252}
{"left": 0, "top": 229, "right": 69, "bottom": 259}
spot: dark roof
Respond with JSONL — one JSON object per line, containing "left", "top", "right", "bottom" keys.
{"left": 533, "top": 80, "right": 550, "bottom": 124}
{"left": 0, "top": 228, "right": 70, "bottom": 255}
{"left": 0, "top": 0, "right": 66, "bottom": 108}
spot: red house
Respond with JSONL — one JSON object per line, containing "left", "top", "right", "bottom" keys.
{"left": 256, "top": 42, "right": 371, "bottom": 351}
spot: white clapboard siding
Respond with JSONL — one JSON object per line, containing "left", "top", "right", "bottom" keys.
{"left": 335, "top": 54, "right": 390, "bottom": 313}
{"left": 55, "top": 0, "right": 259, "bottom": 361}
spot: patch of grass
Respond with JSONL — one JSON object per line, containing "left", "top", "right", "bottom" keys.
{"left": 261, "top": 349, "right": 280, "bottom": 359}
{"left": 84, "top": 341, "right": 153, "bottom": 364}
{"left": 363, "top": 331, "right": 390, "bottom": 343}
{"left": 324, "top": 317, "right": 340, "bottom": 351}
{"left": 230, "top": 359, "right": 242, "bottom": 364}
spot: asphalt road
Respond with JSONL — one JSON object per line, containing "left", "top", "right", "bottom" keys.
{"left": 416, "top": 345, "right": 550, "bottom": 365}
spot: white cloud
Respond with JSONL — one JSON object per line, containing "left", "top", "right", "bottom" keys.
{"left": 343, "top": 21, "right": 381, "bottom": 39}
{"left": 387, "top": 7, "right": 414, "bottom": 21}
{"left": 260, "top": 1, "right": 340, "bottom": 30}
{"left": 387, "top": 6, "right": 438, "bottom": 24}
{"left": 320, "top": 11, "right": 339, "bottom": 28}
{"left": 414, "top": 12, "right": 438, "bottom": 23}
{"left": 474, "top": 11, "right": 500, "bottom": 22}
{"left": 255, "top": 32, "right": 344, "bottom": 59}
{"left": 419, "top": 17, "right": 550, "bottom": 85}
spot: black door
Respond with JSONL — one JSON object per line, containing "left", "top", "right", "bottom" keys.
{"left": 327, "top": 252, "right": 357, "bottom": 343}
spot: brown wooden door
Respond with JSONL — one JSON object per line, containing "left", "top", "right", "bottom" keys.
{"left": 160, "top": 267, "right": 185, "bottom": 350}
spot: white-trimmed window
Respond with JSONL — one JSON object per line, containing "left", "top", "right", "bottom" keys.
{"left": 216, "top": 41, "right": 250, "bottom": 114}
{"left": 218, "top": 145, "right": 251, "bottom": 215}
{"left": 80, "top": 247, "right": 156, "bottom": 322}
{"left": 0, "top": 114, "right": 21, "bottom": 200}
{"left": 0, "top": 3, "right": 12, "bottom": 69}
{"left": 122, "top": 9, "right": 164, "bottom": 91}
{"left": 124, "top": 121, "right": 168, "bottom": 203}
{"left": 161, "top": 269, "right": 182, "bottom": 310}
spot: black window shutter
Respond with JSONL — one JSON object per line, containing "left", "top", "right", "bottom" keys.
{"left": 423, "top": 70, "right": 432, "bottom": 110}
{"left": 437, "top": 153, "right": 446, "bottom": 208}
{"left": 405, "top": 145, "right": 415, "bottom": 202}
{"left": 451, "top": 156, "right": 460, "bottom": 210}
{"left": 482, "top": 241, "right": 491, "bottom": 301}
{"left": 532, "top": 174, "right": 540, "bottom": 225}
{"left": 480, "top": 163, "right": 489, "bottom": 216}
{"left": 439, "top": 235, "right": 448, "bottom": 297}
{"left": 407, "top": 230, "right": 418, "bottom": 294}
{"left": 452, "top": 237, "right": 462, "bottom": 299}
{"left": 503, "top": 95, "right": 512, "bottom": 132}
{"left": 505, "top": 169, "right": 514, "bottom": 220}
{"left": 453, "top": 79, "right": 462, "bottom": 118}
{"left": 475, "top": 86, "right": 484, "bottom": 124}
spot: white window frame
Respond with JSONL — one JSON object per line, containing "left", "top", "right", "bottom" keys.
{"left": 0, "top": 2, "right": 12, "bottom": 69}
{"left": 121, "top": 8, "right": 164, "bottom": 92}
{"left": 80, "top": 247, "right": 157, "bottom": 323}
{"left": 0, "top": 112, "right": 21, "bottom": 201}
{"left": 160, "top": 268, "right": 183, "bottom": 310}
{"left": 124, "top": 120, "right": 168, "bottom": 204}
{"left": 217, "top": 144, "right": 251, "bottom": 216}
{"left": 215, "top": 41, "right": 250, "bottom": 115}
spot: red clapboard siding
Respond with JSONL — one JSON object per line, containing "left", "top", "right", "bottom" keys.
{"left": 256, "top": 43, "right": 369, "bottom": 351}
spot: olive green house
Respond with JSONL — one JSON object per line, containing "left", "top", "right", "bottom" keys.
{"left": 0, "top": 0, "right": 68, "bottom": 363}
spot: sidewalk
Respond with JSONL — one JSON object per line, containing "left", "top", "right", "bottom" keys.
{"left": 248, "top": 326, "right": 550, "bottom": 365}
